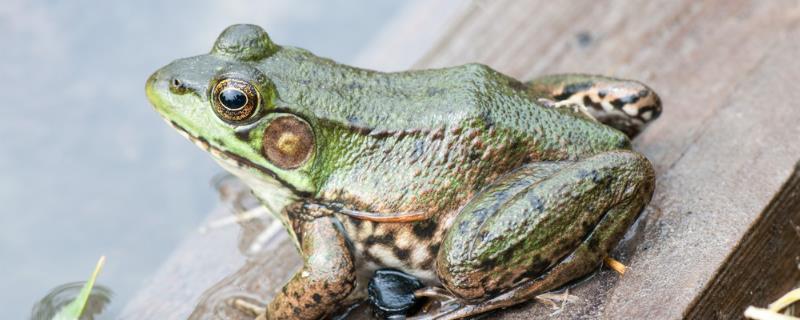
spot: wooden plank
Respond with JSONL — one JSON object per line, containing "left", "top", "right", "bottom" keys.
{"left": 122, "top": 1, "right": 800, "bottom": 319}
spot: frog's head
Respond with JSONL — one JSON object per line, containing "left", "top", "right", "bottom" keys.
{"left": 146, "top": 24, "right": 315, "bottom": 200}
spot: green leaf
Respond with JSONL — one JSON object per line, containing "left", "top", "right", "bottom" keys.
{"left": 52, "top": 256, "right": 106, "bottom": 320}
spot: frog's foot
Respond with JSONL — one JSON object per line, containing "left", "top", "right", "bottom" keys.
{"left": 526, "top": 74, "right": 662, "bottom": 138}
{"left": 431, "top": 150, "right": 655, "bottom": 319}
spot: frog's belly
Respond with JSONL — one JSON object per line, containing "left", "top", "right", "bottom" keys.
{"left": 336, "top": 214, "right": 446, "bottom": 289}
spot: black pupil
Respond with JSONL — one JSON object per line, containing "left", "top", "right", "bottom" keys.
{"left": 219, "top": 88, "right": 247, "bottom": 110}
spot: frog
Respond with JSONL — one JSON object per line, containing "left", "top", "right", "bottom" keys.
{"left": 145, "top": 24, "right": 660, "bottom": 320}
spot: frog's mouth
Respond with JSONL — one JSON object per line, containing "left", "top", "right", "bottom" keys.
{"left": 164, "top": 119, "right": 311, "bottom": 198}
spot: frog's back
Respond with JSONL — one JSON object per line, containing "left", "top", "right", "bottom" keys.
{"left": 260, "top": 47, "right": 628, "bottom": 159}
{"left": 261, "top": 47, "right": 490, "bottom": 132}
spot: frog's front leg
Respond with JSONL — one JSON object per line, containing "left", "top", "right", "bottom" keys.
{"left": 526, "top": 74, "right": 662, "bottom": 138}
{"left": 259, "top": 215, "right": 356, "bottom": 320}
{"left": 431, "top": 150, "right": 654, "bottom": 319}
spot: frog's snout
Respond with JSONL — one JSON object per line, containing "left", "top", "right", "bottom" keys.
{"left": 144, "top": 71, "right": 161, "bottom": 106}
{"left": 145, "top": 69, "right": 183, "bottom": 115}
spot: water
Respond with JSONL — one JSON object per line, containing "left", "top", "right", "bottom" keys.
{"left": 0, "top": 1, "right": 406, "bottom": 319}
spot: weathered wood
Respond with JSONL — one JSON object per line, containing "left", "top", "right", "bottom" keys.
{"left": 122, "top": 1, "right": 800, "bottom": 319}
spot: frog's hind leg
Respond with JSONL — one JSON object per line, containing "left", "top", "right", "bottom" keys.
{"left": 526, "top": 74, "right": 662, "bottom": 138}
{"left": 425, "top": 150, "right": 654, "bottom": 320}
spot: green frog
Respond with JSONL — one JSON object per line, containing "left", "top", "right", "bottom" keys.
{"left": 146, "top": 24, "right": 660, "bottom": 319}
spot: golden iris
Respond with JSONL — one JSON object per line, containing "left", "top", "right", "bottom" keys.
{"left": 211, "top": 78, "right": 259, "bottom": 123}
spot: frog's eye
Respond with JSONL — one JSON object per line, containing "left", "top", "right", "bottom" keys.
{"left": 211, "top": 78, "right": 260, "bottom": 123}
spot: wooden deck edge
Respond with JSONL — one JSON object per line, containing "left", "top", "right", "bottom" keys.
{"left": 687, "top": 161, "right": 800, "bottom": 318}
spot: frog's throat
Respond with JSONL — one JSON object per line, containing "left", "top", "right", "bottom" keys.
{"left": 165, "top": 120, "right": 312, "bottom": 199}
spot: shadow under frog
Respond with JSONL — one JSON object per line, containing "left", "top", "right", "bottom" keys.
{"left": 147, "top": 24, "right": 661, "bottom": 320}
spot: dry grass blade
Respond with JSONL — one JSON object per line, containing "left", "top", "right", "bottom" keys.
{"left": 769, "top": 288, "right": 800, "bottom": 312}
{"left": 604, "top": 257, "right": 627, "bottom": 275}
{"left": 744, "top": 307, "right": 799, "bottom": 320}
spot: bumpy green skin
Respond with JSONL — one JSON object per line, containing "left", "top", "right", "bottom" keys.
{"left": 146, "top": 24, "right": 658, "bottom": 319}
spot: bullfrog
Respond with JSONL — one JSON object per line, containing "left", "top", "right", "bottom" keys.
{"left": 146, "top": 24, "right": 660, "bottom": 319}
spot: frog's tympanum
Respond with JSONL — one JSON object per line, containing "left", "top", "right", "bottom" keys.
{"left": 146, "top": 25, "right": 660, "bottom": 319}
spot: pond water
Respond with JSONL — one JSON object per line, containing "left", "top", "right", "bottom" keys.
{"left": 0, "top": 1, "right": 406, "bottom": 318}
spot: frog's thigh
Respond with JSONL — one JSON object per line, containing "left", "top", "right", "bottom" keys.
{"left": 436, "top": 150, "right": 654, "bottom": 301}
{"left": 526, "top": 74, "right": 662, "bottom": 137}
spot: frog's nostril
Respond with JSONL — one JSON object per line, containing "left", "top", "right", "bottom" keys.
{"left": 169, "top": 77, "right": 188, "bottom": 94}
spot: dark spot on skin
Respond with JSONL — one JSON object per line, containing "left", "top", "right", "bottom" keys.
{"left": 312, "top": 293, "right": 322, "bottom": 303}
{"left": 429, "top": 243, "right": 440, "bottom": 256}
{"left": 583, "top": 95, "right": 603, "bottom": 110}
{"left": 618, "top": 94, "right": 642, "bottom": 104}
{"left": 364, "top": 249, "right": 382, "bottom": 264}
{"left": 293, "top": 307, "right": 301, "bottom": 316}
{"left": 394, "top": 247, "right": 411, "bottom": 260}
{"left": 365, "top": 233, "right": 395, "bottom": 246}
{"left": 500, "top": 248, "right": 516, "bottom": 265}
{"left": 554, "top": 82, "right": 593, "bottom": 101}
{"left": 529, "top": 256, "right": 551, "bottom": 275}
{"left": 480, "top": 111, "right": 495, "bottom": 129}
{"left": 468, "top": 150, "right": 482, "bottom": 162}
{"left": 616, "top": 135, "right": 631, "bottom": 149}
{"left": 610, "top": 98, "right": 625, "bottom": 109}
{"left": 346, "top": 115, "right": 360, "bottom": 125}
{"left": 458, "top": 220, "right": 471, "bottom": 233}
{"left": 587, "top": 236, "right": 601, "bottom": 251}
{"left": 598, "top": 90, "right": 607, "bottom": 98}
{"left": 350, "top": 218, "right": 363, "bottom": 227}
{"left": 576, "top": 31, "right": 593, "bottom": 47}
{"left": 528, "top": 196, "right": 545, "bottom": 213}
{"left": 577, "top": 169, "right": 602, "bottom": 183}
{"left": 348, "top": 81, "right": 363, "bottom": 90}
{"left": 412, "top": 220, "right": 437, "bottom": 239}
{"left": 638, "top": 104, "right": 662, "bottom": 120}
{"left": 478, "top": 257, "right": 497, "bottom": 271}
{"left": 582, "top": 219, "right": 596, "bottom": 232}
{"left": 410, "top": 140, "right": 425, "bottom": 160}
{"left": 210, "top": 137, "right": 226, "bottom": 147}
{"left": 478, "top": 230, "right": 490, "bottom": 243}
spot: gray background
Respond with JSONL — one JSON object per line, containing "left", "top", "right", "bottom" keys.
{"left": 0, "top": 0, "right": 406, "bottom": 318}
